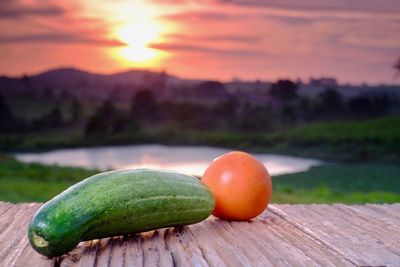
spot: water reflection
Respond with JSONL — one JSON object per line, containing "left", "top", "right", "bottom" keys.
{"left": 15, "top": 145, "right": 321, "bottom": 176}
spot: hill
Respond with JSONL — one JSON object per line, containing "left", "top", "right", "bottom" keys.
{"left": 0, "top": 67, "right": 186, "bottom": 103}
{"left": 1, "top": 68, "right": 399, "bottom": 105}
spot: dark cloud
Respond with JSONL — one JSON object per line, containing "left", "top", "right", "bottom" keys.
{"left": 265, "top": 15, "right": 316, "bottom": 26}
{"left": 156, "top": 0, "right": 400, "bottom": 15}
{"left": 149, "top": 42, "right": 266, "bottom": 57}
{"left": 161, "top": 7, "right": 398, "bottom": 30}
{"left": 164, "top": 33, "right": 263, "bottom": 44}
{"left": 0, "top": 1, "right": 65, "bottom": 19}
{"left": 161, "top": 11, "right": 239, "bottom": 22}
{"left": 0, "top": 33, "right": 125, "bottom": 46}
{"left": 0, "top": 1, "right": 118, "bottom": 47}
{"left": 160, "top": 9, "right": 380, "bottom": 30}
{"left": 218, "top": 0, "right": 400, "bottom": 16}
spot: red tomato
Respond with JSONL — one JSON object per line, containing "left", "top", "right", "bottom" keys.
{"left": 201, "top": 151, "right": 272, "bottom": 221}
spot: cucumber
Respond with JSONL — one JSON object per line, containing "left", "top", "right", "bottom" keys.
{"left": 28, "top": 169, "right": 215, "bottom": 257}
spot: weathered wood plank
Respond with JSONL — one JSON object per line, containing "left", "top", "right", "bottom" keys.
{"left": 165, "top": 227, "right": 210, "bottom": 267}
{"left": 255, "top": 214, "right": 350, "bottom": 266}
{"left": 0, "top": 202, "right": 13, "bottom": 216}
{"left": 1, "top": 201, "right": 399, "bottom": 267}
{"left": 360, "top": 204, "right": 400, "bottom": 221}
{"left": 0, "top": 203, "right": 53, "bottom": 267}
{"left": 271, "top": 204, "right": 400, "bottom": 267}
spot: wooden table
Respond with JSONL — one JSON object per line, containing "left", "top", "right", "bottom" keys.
{"left": 1, "top": 201, "right": 399, "bottom": 267}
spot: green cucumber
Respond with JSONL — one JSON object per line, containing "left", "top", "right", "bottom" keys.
{"left": 28, "top": 169, "right": 215, "bottom": 257}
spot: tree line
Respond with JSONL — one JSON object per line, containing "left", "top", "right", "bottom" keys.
{"left": 0, "top": 79, "right": 396, "bottom": 136}
{"left": 84, "top": 80, "right": 394, "bottom": 137}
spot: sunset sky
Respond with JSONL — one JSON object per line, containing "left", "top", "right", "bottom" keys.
{"left": 1, "top": 0, "right": 399, "bottom": 84}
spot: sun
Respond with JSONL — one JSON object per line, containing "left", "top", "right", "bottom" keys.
{"left": 102, "top": 1, "right": 177, "bottom": 67}
{"left": 117, "top": 22, "right": 159, "bottom": 63}
{"left": 106, "top": 1, "right": 174, "bottom": 67}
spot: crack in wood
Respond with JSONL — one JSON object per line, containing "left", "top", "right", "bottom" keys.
{"left": 187, "top": 227, "right": 213, "bottom": 267}
{"left": 163, "top": 229, "right": 177, "bottom": 267}
{"left": 92, "top": 239, "right": 101, "bottom": 267}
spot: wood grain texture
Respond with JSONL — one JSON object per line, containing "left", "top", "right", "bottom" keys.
{"left": 1, "top": 201, "right": 399, "bottom": 267}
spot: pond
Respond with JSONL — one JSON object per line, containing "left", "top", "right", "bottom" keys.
{"left": 14, "top": 145, "right": 322, "bottom": 176}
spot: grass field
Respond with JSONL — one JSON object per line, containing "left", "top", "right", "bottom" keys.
{"left": 0, "top": 156, "right": 96, "bottom": 202}
{"left": 272, "top": 163, "right": 400, "bottom": 204}
{"left": 1, "top": 156, "right": 399, "bottom": 204}
{"left": 263, "top": 115, "right": 400, "bottom": 162}
{"left": 2, "top": 115, "right": 399, "bottom": 161}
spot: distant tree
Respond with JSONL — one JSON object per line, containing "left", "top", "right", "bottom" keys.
{"left": 85, "top": 100, "right": 116, "bottom": 135}
{"left": 86, "top": 99, "right": 139, "bottom": 136}
{"left": 112, "top": 114, "right": 139, "bottom": 133}
{"left": 394, "top": 58, "right": 400, "bottom": 78}
{"left": 348, "top": 96, "right": 372, "bottom": 114}
{"left": 297, "top": 96, "right": 314, "bottom": 121}
{"left": 269, "top": 80, "right": 298, "bottom": 104}
{"left": 130, "top": 90, "right": 158, "bottom": 121}
{"left": 172, "top": 103, "right": 215, "bottom": 130}
{"left": 195, "top": 81, "right": 226, "bottom": 97}
{"left": 237, "top": 103, "right": 274, "bottom": 132}
{"left": 70, "top": 97, "right": 83, "bottom": 122}
{"left": 34, "top": 106, "right": 64, "bottom": 130}
{"left": 215, "top": 97, "right": 238, "bottom": 117}
{"left": 371, "top": 93, "right": 390, "bottom": 115}
{"left": 347, "top": 93, "right": 391, "bottom": 117}
{"left": 172, "top": 103, "right": 197, "bottom": 122}
{"left": 214, "top": 97, "right": 239, "bottom": 129}
{"left": 0, "top": 93, "right": 16, "bottom": 131}
{"left": 0, "top": 94, "right": 13, "bottom": 121}
{"left": 42, "top": 87, "right": 55, "bottom": 100}
{"left": 280, "top": 104, "right": 296, "bottom": 126}
{"left": 316, "top": 88, "right": 343, "bottom": 115}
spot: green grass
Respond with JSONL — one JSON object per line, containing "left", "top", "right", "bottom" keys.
{"left": 0, "top": 129, "right": 84, "bottom": 151}
{"left": 272, "top": 163, "right": 400, "bottom": 204}
{"left": 0, "top": 155, "right": 399, "bottom": 204}
{"left": 279, "top": 115, "right": 400, "bottom": 141}
{"left": 0, "top": 156, "right": 97, "bottom": 202}
{"left": 262, "top": 115, "right": 400, "bottom": 161}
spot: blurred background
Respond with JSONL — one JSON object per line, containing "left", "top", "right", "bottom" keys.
{"left": 0, "top": 0, "right": 399, "bottom": 204}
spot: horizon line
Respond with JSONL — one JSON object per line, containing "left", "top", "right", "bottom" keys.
{"left": 1, "top": 65, "right": 399, "bottom": 87}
